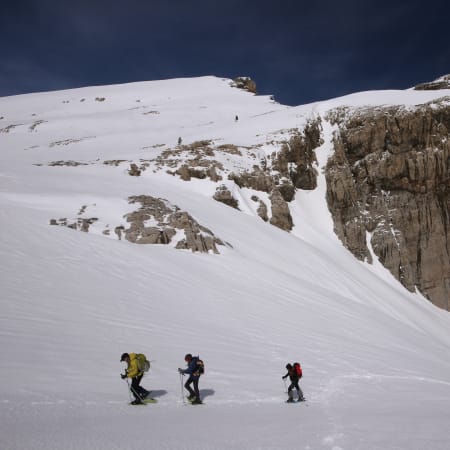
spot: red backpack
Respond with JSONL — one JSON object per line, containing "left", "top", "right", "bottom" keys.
{"left": 293, "top": 362, "right": 302, "bottom": 378}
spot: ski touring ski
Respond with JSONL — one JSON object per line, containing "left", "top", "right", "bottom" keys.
{"left": 130, "top": 398, "right": 157, "bottom": 405}
{"left": 186, "top": 397, "right": 203, "bottom": 405}
{"left": 286, "top": 398, "right": 307, "bottom": 404}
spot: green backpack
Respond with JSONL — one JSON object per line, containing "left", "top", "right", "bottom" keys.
{"left": 136, "top": 353, "right": 150, "bottom": 372}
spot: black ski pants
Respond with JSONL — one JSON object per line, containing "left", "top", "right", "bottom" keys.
{"left": 130, "top": 374, "right": 148, "bottom": 401}
{"left": 288, "top": 379, "right": 304, "bottom": 399}
{"left": 184, "top": 375, "right": 200, "bottom": 400}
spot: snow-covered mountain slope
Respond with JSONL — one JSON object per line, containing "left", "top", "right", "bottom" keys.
{"left": 1, "top": 76, "right": 450, "bottom": 450}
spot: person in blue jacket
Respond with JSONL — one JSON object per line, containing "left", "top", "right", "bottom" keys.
{"left": 178, "top": 353, "right": 203, "bottom": 404}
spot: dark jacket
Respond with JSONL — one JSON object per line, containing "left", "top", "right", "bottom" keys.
{"left": 181, "top": 356, "right": 201, "bottom": 378}
{"left": 283, "top": 367, "right": 299, "bottom": 382}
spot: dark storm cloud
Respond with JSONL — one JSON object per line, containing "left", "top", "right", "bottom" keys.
{"left": 1, "top": 0, "right": 449, "bottom": 104}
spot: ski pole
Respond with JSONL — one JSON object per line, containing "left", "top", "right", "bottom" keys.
{"left": 179, "top": 372, "right": 185, "bottom": 404}
{"left": 282, "top": 377, "right": 287, "bottom": 393}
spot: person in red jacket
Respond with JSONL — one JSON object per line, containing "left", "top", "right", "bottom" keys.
{"left": 120, "top": 353, "right": 150, "bottom": 404}
{"left": 282, "top": 363, "right": 305, "bottom": 403}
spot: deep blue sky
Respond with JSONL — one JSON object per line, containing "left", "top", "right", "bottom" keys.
{"left": 1, "top": 0, "right": 449, "bottom": 105}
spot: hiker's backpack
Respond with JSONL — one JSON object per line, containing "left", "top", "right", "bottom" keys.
{"left": 293, "top": 362, "right": 302, "bottom": 378}
{"left": 136, "top": 353, "right": 150, "bottom": 373}
{"left": 194, "top": 357, "right": 205, "bottom": 375}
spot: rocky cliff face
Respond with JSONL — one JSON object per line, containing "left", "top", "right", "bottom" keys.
{"left": 228, "top": 119, "right": 322, "bottom": 230}
{"left": 325, "top": 97, "right": 450, "bottom": 310}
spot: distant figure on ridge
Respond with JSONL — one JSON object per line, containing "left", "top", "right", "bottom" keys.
{"left": 282, "top": 362, "right": 305, "bottom": 403}
{"left": 120, "top": 352, "right": 151, "bottom": 405}
{"left": 178, "top": 353, "right": 204, "bottom": 404}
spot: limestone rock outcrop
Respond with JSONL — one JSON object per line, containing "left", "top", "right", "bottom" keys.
{"left": 325, "top": 99, "right": 450, "bottom": 309}
{"left": 123, "top": 196, "right": 226, "bottom": 253}
{"left": 414, "top": 74, "right": 450, "bottom": 91}
{"left": 271, "top": 120, "right": 321, "bottom": 191}
{"left": 257, "top": 201, "right": 269, "bottom": 222}
{"left": 229, "top": 167, "right": 275, "bottom": 193}
{"left": 227, "top": 120, "right": 322, "bottom": 230}
{"left": 269, "top": 189, "right": 293, "bottom": 231}
{"left": 155, "top": 140, "right": 224, "bottom": 182}
{"left": 50, "top": 217, "right": 98, "bottom": 232}
{"left": 213, "top": 185, "right": 239, "bottom": 209}
{"left": 228, "top": 121, "right": 321, "bottom": 201}
{"left": 231, "top": 77, "right": 257, "bottom": 94}
{"left": 50, "top": 196, "right": 228, "bottom": 254}
{"left": 128, "top": 163, "right": 141, "bottom": 176}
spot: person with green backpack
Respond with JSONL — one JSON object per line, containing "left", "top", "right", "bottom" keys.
{"left": 120, "top": 352, "right": 151, "bottom": 405}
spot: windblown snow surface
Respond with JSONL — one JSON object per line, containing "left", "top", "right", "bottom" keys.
{"left": 1, "top": 76, "right": 450, "bottom": 450}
